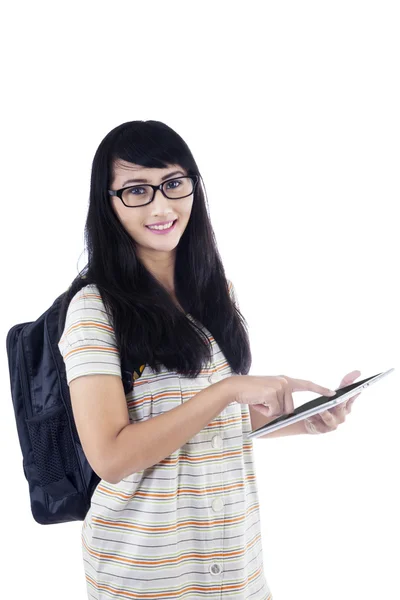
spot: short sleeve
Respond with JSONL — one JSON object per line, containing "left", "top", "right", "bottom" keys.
{"left": 227, "top": 278, "right": 240, "bottom": 310}
{"left": 58, "top": 283, "right": 122, "bottom": 386}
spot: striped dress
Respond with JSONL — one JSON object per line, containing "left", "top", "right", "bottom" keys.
{"left": 58, "top": 281, "right": 273, "bottom": 600}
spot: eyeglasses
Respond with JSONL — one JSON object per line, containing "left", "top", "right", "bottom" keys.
{"left": 108, "top": 175, "right": 199, "bottom": 208}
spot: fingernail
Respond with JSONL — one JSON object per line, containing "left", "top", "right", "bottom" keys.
{"left": 328, "top": 390, "right": 336, "bottom": 395}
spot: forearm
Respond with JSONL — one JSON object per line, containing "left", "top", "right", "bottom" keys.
{"left": 108, "top": 377, "right": 234, "bottom": 483}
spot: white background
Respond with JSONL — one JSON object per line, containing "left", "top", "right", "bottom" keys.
{"left": 1, "top": 1, "right": 399, "bottom": 598}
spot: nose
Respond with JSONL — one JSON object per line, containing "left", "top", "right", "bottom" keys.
{"left": 151, "top": 186, "right": 174, "bottom": 210}
{"left": 153, "top": 186, "right": 166, "bottom": 202}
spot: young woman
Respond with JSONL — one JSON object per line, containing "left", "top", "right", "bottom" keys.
{"left": 58, "top": 120, "right": 358, "bottom": 600}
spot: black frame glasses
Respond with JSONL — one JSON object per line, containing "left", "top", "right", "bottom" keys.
{"left": 108, "top": 175, "right": 199, "bottom": 208}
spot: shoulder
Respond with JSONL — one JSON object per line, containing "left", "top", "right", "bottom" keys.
{"left": 69, "top": 283, "right": 103, "bottom": 306}
{"left": 66, "top": 283, "right": 111, "bottom": 319}
{"left": 58, "top": 283, "right": 121, "bottom": 384}
{"left": 59, "top": 283, "right": 116, "bottom": 350}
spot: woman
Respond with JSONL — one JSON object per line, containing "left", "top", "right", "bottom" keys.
{"left": 58, "top": 120, "right": 359, "bottom": 599}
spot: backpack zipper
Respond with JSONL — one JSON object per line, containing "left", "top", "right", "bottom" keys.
{"left": 46, "top": 311, "right": 87, "bottom": 501}
{"left": 18, "top": 325, "right": 33, "bottom": 420}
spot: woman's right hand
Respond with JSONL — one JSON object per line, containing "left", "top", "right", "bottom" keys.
{"left": 229, "top": 374, "right": 337, "bottom": 417}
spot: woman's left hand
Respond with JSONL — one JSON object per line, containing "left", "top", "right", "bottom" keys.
{"left": 304, "top": 370, "right": 361, "bottom": 435}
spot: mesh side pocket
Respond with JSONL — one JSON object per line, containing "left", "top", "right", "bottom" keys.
{"left": 25, "top": 405, "right": 79, "bottom": 488}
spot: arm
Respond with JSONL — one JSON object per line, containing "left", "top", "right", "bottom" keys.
{"left": 109, "top": 377, "right": 235, "bottom": 483}
{"left": 248, "top": 404, "right": 307, "bottom": 438}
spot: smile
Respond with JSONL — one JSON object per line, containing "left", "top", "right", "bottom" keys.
{"left": 145, "top": 219, "right": 178, "bottom": 234}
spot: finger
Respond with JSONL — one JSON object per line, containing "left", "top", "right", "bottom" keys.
{"left": 252, "top": 403, "right": 272, "bottom": 417}
{"left": 283, "top": 385, "right": 294, "bottom": 415}
{"left": 290, "top": 377, "right": 336, "bottom": 397}
{"left": 305, "top": 416, "right": 329, "bottom": 434}
{"left": 346, "top": 392, "right": 361, "bottom": 405}
{"left": 304, "top": 418, "right": 321, "bottom": 434}
{"left": 338, "top": 370, "right": 361, "bottom": 389}
{"left": 319, "top": 410, "right": 338, "bottom": 428}
{"left": 337, "top": 392, "right": 361, "bottom": 414}
{"left": 273, "top": 378, "right": 294, "bottom": 416}
{"left": 346, "top": 394, "right": 360, "bottom": 412}
{"left": 347, "top": 394, "right": 360, "bottom": 406}
{"left": 277, "top": 385, "right": 285, "bottom": 416}
{"left": 330, "top": 402, "right": 348, "bottom": 417}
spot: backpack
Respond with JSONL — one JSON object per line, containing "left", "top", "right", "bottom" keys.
{"left": 5, "top": 276, "right": 145, "bottom": 525}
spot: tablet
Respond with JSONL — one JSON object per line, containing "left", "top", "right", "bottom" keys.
{"left": 246, "top": 368, "right": 395, "bottom": 440}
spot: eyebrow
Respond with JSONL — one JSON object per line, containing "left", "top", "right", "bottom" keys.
{"left": 121, "top": 170, "right": 186, "bottom": 187}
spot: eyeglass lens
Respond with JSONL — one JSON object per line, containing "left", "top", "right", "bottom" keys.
{"left": 121, "top": 177, "right": 194, "bottom": 207}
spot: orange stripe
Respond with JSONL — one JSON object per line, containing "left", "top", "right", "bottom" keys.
{"left": 83, "top": 529, "right": 261, "bottom": 565}
{"left": 83, "top": 566, "right": 270, "bottom": 600}
{"left": 63, "top": 344, "right": 120, "bottom": 360}
{"left": 97, "top": 475, "right": 256, "bottom": 502}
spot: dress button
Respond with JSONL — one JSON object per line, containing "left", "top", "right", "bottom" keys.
{"left": 209, "top": 563, "right": 222, "bottom": 575}
{"left": 208, "top": 370, "right": 222, "bottom": 384}
{"left": 212, "top": 497, "right": 224, "bottom": 512}
{"left": 212, "top": 435, "right": 223, "bottom": 449}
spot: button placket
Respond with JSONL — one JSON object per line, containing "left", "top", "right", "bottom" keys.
{"left": 208, "top": 368, "right": 225, "bottom": 585}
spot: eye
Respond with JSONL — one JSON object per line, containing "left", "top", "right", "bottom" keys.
{"left": 165, "top": 178, "right": 181, "bottom": 189}
{"left": 128, "top": 186, "right": 146, "bottom": 195}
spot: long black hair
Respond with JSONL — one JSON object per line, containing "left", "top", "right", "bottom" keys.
{"left": 58, "top": 120, "right": 252, "bottom": 378}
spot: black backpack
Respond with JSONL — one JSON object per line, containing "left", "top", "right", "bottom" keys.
{"left": 5, "top": 277, "right": 145, "bottom": 525}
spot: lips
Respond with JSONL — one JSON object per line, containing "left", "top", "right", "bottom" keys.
{"left": 145, "top": 219, "right": 177, "bottom": 229}
{"left": 145, "top": 219, "right": 178, "bottom": 235}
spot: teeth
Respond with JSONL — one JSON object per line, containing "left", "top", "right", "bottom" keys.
{"left": 147, "top": 220, "right": 174, "bottom": 230}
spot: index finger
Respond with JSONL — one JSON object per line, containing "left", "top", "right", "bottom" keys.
{"left": 289, "top": 377, "right": 336, "bottom": 397}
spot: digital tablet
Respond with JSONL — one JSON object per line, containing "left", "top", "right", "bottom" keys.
{"left": 246, "top": 368, "right": 395, "bottom": 440}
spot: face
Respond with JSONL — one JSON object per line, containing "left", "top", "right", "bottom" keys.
{"left": 109, "top": 160, "right": 194, "bottom": 263}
